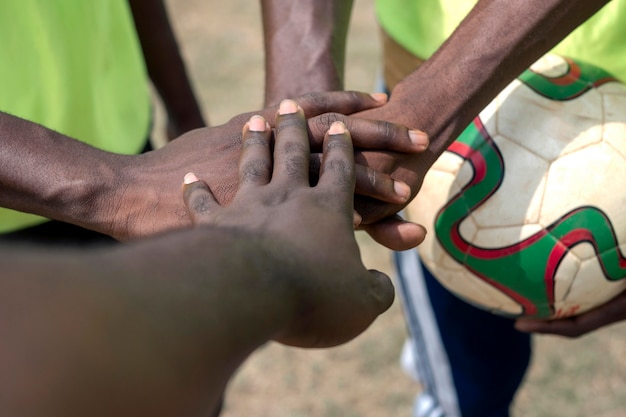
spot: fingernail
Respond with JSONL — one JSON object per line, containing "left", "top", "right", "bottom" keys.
{"left": 369, "top": 92, "right": 388, "bottom": 104}
{"left": 248, "top": 115, "right": 266, "bottom": 132}
{"left": 184, "top": 172, "right": 199, "bottom": 185}
{"left": 278, "top": 99, "right": 299, "bottom": 115}
{"left": 394, "top": 180, "right": 411, "bottom": 201}
{"left": 409, "top": 130, "right": 429, "bottom": 148}
{"left": 328, "top": 121, "right": 346, "bottom": 135}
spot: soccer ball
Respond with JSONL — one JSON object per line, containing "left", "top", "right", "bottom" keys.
{"left": 406, "top": 54, "right": 626, "bottom": 319}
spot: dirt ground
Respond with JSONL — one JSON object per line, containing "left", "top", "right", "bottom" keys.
{"left": 159, "top": 1, "right": 626, "bottom": 416}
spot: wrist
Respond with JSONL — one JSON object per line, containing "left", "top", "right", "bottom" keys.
{"left": 262, "top": 0, "right": 351, "bottom": 105}
{"left": 65, "top": 152, "right": 138, "bottom": 239}
{"left": 93, "top": 152, "right": 182, "bottom": 241}
{"left": 264, "top": 42, "right": 343, "bottom": 106}
{"left": 111, "top": 226, "right": 299, "bottom": 347}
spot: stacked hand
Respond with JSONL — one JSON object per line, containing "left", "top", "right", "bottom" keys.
{"left": 108, "top": 91, "right": 428, "bottom": 247}
{"left": 182, "top": 99, "right": 395, "bottom": 348}
{"left": 0, "top": 100, "right": 400, "bottom": 417}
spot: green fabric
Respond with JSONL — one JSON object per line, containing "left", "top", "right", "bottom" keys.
{"left": 0, "top": 0, "right": 150, "bottom": 232}
{"left": 375, "top": 0, "right": 626, "bottom": 82}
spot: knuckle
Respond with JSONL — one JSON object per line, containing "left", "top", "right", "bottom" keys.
{"left": 366, "top": 168, "right": 378, "bottom": 190}
{"left": 316, "top": 112, "right": 341, "bottom": 130}
{"left": 345, "top": 90, "right": 366, "bottom": 111}
{"left": 242, "top": 134, "right": 269, "bottom": 148}
{"left": 325, "top": 139, "right": 350, "bottom": 151}
{"left": 188, "top": 193, "right": 212, "bottom": 214}
{"left": 325, "top": 158, "right": 354, "bottom": 190}
{"left": 298, "top": 92, "right": 325, "bottom": 113}
{"left": 376, "top": 120, "right": 397, "bottom": 144}
{"left": 241, "top": 159, "right": 271, "bottom": 182}
{"left": 276, "top": 115, "right": 306, "bottom": 133}
{"left": 282, "top": 140, "right": 308, "bottom": 155}
{"left": 285, "top": 155, "right": 308, "bottom": 178}
{"left": 347, "top": 90, "right": 361, "bottom": 103}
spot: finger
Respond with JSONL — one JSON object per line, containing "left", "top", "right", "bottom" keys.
{"left": 182, "top": 173, "right": 221, "bottom": 224}
{"left": 239, "top": 115, "right": 272, "bottom": 188}
{"left": 353, "top": 194, "right": 405, "bottom": 227}
{"left": 358, "top": 215, "right": 427, "bottom": 251}
{"left": 254, "top": 91, "right": 388, "bottom": 125}
{"left": 317, "top": 122, "right": 355, "bottom": 213}
{"left": 309, "top": 153, "right": 411, "bottom": 204}
{"left": 514, "top": 316, "right": 594, "bottom": 337}
{"left": 307, "top": 114, "right": 428, "bottom": 153}
{"left": 367, "top": 269, "right": 395, "bottom": 314}
{"left": 355, "top": 164, "right": 412, "bottom": 204}
{"left": 514, "top": 318, "right": 578, "bottom": 336}
{"left": 515, "top": 291, "right": 626, "bottom": 337}
{"left": 294, "top": 91, "right": 389, "bottom": 117}
{"left": 228, "top": 91, "right": 389, "bottom": 133}
{"left": 272, "top": 99, "right": 310, "bottom": 186}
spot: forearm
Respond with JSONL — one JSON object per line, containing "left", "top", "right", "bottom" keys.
{"left": 261, "top": 0, "right": 353, "bottom": 105}
{"left": 0, "top": 227, "right": 295, "bottom": 417}
{"left": 387, "top": 0, "right": 610, "bottom": 157}
{"left": 0, "top": 111, "right": 129, "bottom": 232}
{"left": 350, "top": 0, "right": 611, "bottom": 234}
{"left": 110, "top": 227, "right": 297, "bottom": 351}
{"left": 128, "top": 0, "right": 206, "bottom": 131}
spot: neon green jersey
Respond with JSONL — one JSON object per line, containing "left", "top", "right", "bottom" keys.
{"left": 0, "top": 0, "right": 151, "bottom": 232}
{"left": 375, "top": 0, "right": 626, "bottom": 82}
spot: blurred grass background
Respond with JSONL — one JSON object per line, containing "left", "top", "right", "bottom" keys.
{"left": 156, "top": 1, "right": 626, "bottom": 415}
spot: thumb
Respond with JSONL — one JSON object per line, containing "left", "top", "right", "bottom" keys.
{"left": 182, "top": 173, "right": 221, "bottom": 225}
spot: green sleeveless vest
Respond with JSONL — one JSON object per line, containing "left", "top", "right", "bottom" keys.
{"left": 0, "top": 0, "right": 150, "bottom": 232}
{"left": 376, "top": 0, "right": 626, "bottom": 82}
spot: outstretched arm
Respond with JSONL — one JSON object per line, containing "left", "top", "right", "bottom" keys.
{"left": 353, "top": 0, "right": 611, "bottom": 247}
{"left": 0, "top": 101, "right": 393, "bottom": 417}
{"left": 367, "top": 0, "right": 611, "bottom": 151}
{"left": 0, "top": 91, "right": 422, "bottom": 240}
